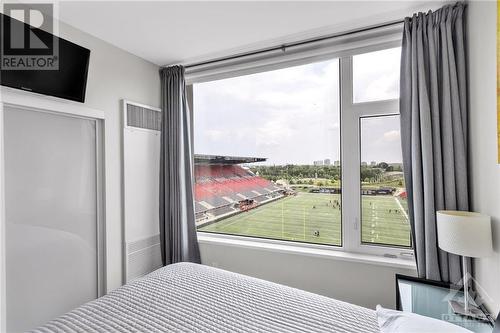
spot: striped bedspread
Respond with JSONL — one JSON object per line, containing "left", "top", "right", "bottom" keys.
{"left": 32, "top": 263, "right": 380, "bottom": 333}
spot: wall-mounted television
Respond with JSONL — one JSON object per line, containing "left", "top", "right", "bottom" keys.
{"left": 0, "top": 14, "right": 90, "bottom": 103}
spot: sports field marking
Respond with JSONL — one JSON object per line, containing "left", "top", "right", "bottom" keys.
{"left": 200, "top": 192, "right": 410, "bottom": 247}
{"left": 394, "top": 196, "right": 409, "bottom": 221}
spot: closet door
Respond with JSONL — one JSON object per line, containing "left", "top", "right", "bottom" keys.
{"left": 4, "top": 106, "right": 101, "bottom": 332}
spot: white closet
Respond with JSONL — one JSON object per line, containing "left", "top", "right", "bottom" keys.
{"left": 4, "top": 105, "right": 104, "bottom": 332}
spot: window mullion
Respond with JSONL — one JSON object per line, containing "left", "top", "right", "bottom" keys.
{"left": 351, "top": 99, "right": 399, "bottom": 117}
{"left": 340, "top": 56, "right": 360, "bottom": 253}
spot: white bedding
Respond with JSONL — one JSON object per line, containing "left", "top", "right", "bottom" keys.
{"left": 32, "top": 263, "right": 380, "bottom": 333}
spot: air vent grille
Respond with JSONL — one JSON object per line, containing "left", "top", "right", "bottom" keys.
{"left": 126, "top": 104, "right": 161, "bottom": 131}
{"left": 126, "top": 235, "right": 162, "bottom": 281}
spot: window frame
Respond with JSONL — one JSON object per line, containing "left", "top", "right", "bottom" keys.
{"left": 340, "top": 53, "right": 411, "bottom": 257}
{"left": 188, "top": 33, "right": 413, "bottom": 260}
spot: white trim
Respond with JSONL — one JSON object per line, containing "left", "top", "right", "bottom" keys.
{"left": 0, "top": 96, "right": 5, "bottom": 333}
{"left": 340, "top": 56, "right": 358, "bottom": 254}
{"left": 1, "top": 87, "right": 105, "bottom": 120}
{"left": 198, "top": 233, "right": 416, "bottom": 270}
{"left": 95, "top": 119, "right": 107, "bottom": 297}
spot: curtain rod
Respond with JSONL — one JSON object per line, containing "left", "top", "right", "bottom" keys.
{"left": 183, "top": 19, "right": 404, "bottom": 69}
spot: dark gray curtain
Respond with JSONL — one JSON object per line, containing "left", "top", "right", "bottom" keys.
{"left": 400, "top": 3, "right": 468, "bottom": 284}
{"left": 159, "top": 65, "right": 201, "bottom": 266}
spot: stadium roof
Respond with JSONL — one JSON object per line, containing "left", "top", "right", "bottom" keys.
{"left": 194, "top": 154, "right": 266, "bottom": 165}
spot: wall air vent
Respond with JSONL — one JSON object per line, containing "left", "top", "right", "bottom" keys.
{"left": 122, "top": 100, "right": 162, "bottom": 282}
{"left": 126, "top": 103, "right": 161, "bottom": 131}
{"left": 126, "top": 235, "right": 162, "bottom": 281}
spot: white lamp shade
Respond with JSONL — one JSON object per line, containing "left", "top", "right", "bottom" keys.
{"left": 436, "top": 211, "right": 493, "bottom": 258}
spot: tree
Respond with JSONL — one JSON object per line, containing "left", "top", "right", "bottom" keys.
{"left": 377, "top": 162, "right": 389, "bottom": 170}
{"left": 360, "top": 167, "right": 383, "bottom": 182}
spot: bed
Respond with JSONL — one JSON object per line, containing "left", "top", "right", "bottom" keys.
{"left": 32, "top": 263, "right": 380, "bottom": 333}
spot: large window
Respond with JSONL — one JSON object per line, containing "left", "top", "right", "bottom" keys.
{"left": 193, "top": 59, "right": 341, "bottom": 246}
{"left": 191, "top": 43, "right": 411, "bottom": 256}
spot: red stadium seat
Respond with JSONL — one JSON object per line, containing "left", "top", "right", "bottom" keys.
{"left": 194, "top": 165, "right": 278, "bottom": 206}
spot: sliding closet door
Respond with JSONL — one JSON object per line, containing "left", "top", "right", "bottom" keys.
{"left": 4, "top": 106, "right": 102, "bottom": 332}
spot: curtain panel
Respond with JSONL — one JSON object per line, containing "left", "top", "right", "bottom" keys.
{"left": 159, "top": 65, "right": 201, "bottom": 266}
{"left": 400, "top": 2, "right": 468, "bottom": 284}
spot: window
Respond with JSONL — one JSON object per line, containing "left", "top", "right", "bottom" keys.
{"left": 352, "top": 48, "right": 400, "bottom": 103}
{"left": 360, "top": 115, "right": 410, "bottom": 247}
{"left": 191, "top": 42, "right": 412, "bottom": 256}
{"left": 193, "top": 59, "right": 342, "bottom": 246}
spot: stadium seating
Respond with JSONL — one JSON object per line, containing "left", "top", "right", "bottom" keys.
{"left": 194, "top": 164, "right": 283, "bottom": 219}
{"left": 253, "top": 196, "right": 270, "bottom": 203}
{"left": 210, "top": 206, "right": 236, "bottom": 216}
{"left": 202, "top": 196, "right": 232, "bottom": 208}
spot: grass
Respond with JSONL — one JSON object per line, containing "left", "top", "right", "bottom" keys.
{"left": 199, "top": 192, "right": 411, "bottom": 247}
{"left": 361, "top": 196, "right": 411, "bottom": 247}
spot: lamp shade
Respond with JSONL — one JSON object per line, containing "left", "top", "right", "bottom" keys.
{"left": 436, "top": 211, "right": 493, "bottom": 258}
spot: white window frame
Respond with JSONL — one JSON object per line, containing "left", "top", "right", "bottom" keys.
{"left": 188, "top": 29, "right": 414, "bottom": 260}
{"left": 340, "top": 51, "right": 411, "bottom": 258}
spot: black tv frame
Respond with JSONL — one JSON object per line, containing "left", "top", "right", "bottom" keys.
{"left": 0, "top": 14, "right": 90, "bottom": 103}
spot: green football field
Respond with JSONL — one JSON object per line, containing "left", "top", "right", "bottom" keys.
{"left": 199, "top": 192, "right": 411, "bottom": 247}
{"left": 361, "top": 195, "right": 411, "bottom": 247}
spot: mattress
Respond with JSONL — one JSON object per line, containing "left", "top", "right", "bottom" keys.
{"left": 32, "top": 263, "right": 380, "bottom": 333}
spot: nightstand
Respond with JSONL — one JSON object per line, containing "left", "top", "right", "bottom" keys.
{"left": 396, "top": 274, "right": 494, "bottom": 333}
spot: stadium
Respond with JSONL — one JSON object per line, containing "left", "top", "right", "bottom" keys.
{"left": 194, "top": 155, "right": 286, "bottom": 224}
{"left": 194, "top": 154, "right": 410, "bottom": 247}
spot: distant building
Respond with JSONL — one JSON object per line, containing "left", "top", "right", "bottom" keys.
{"left": 370, "top": 161, "right": 377, "bottom": 166}
{"left": 313, "top": 160, "right": 324, "bottom": 166}
{"left": 334, "top": 160, "right": 340, "bottom": 166}
{"left": 324, "top": 159, "right": 331, "bottom": 165}
{"left": 361, "top": 161, "right": 368, "bottom": 166}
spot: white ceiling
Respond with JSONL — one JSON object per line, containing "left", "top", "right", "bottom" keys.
{"left": 56, "top": 1, "right": 448, "bottom": 66}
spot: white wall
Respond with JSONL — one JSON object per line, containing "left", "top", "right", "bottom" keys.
{"left": 52, "top": 21, "right": 161, "bottom": 291}
{"left": 200, "top": 242, "right": 415, "bottom": 309}
{"left": 468, "top": 0, "right": 500, "bottom": 316}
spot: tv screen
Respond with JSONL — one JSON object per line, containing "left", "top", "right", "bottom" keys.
{"left": 0, "top": 14, "right": 90, "bottom": 103}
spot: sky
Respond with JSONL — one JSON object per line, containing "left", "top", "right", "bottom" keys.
{"left": 193, "top": 47, "right": 402, "bottom": 166}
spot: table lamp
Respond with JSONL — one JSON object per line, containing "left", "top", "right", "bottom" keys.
{"left": 436, "top": 210, "right": 493, "bottom": 320}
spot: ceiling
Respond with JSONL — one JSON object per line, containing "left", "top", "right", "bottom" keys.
{"left": 55, "top": 1, "right": 448, "bottom": 66}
